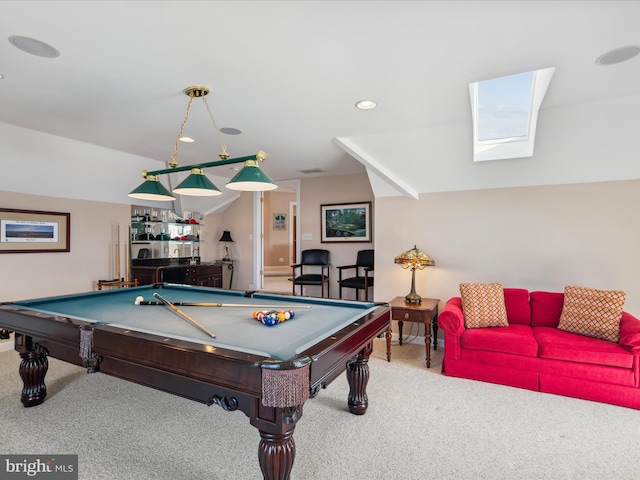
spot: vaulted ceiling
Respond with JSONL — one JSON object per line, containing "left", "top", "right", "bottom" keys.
{"left": 1, "top": 1, "right": 639, "bottom": 211}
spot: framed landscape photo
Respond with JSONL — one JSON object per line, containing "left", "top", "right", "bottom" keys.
{"left": 0, "top": 208, "right": 70, "bottom": 253}
{"left": 321, "top": 202, "right": 371, "bottom": 243}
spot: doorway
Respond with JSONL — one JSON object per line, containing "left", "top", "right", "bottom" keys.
{"left": 257, "top": 180, "right": 300, "bottom": 293}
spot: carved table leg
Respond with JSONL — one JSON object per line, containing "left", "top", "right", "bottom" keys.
{"left": 424, "top": 322, "right": 432, "bottom": 368}
{"left": 19, "top": 343, "right": 49, "bottom": 407}
{"left": 346, "top": 343, "right": 371, "bottom": 415}
{"left": 258, "top": 429, "right": 296, "bottom": 480}
{"left": 385, "top": 326, "right": 392, "bottom": 362}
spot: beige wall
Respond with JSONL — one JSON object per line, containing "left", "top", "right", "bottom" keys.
{"left": 0, "top": 191, "right": 131, "bottom": 349}
{"left": 375, "top": 180, "right": 640, "bottom": 341}
{"left": 0, "top": 192, "right": 132, "bottom": 301}
{"left": 264, "top": 191, "right": 296, "bottom": 266}
{"left": 297, "top": 174, "right": 375, "bottom": 300}
{"left": 211, "top": 173, "right": 376, "bottom": 298}
{"left": 213, "top": 192, "right": 255, "bottom": 290}
{"left": 4, "top": 177, "right": 639, "bottom": 349}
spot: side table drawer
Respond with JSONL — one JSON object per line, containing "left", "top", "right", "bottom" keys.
{"left": 391, "top": 309, "right": 423, "bottom": 323}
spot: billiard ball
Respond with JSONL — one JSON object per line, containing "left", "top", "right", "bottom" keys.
{"left": 134, "top": 296, "right": 144, "bottom": 305}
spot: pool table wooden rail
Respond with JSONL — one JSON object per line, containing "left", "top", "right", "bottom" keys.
{"left": 0, "top": 297, "right": 391, "bottom": 480}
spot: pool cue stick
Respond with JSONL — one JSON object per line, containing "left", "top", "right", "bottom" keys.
{"left": 138, "top": 300, "right": 311, "bottom": 309}
{"left": 124, "top": 242, "right": 129, "bottom": 282}
{"left": 153, "top": 293, "right": 216, "bottom": 338}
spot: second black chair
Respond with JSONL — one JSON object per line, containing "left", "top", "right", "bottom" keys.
{"left": 337, "top": 249, "right": 374, "bottom": 301}
{"left": 291, "top": 249, "right": 330, "bottom": 297}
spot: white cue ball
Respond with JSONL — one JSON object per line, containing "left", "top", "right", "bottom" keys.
{"left": 135, "top": 296, "right": 144, "bottom": 305}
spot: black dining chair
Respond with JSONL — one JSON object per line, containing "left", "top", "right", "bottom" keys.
{"left": 291, "top": 249, "right": 330, "bottom": 297}
{"left": 337, "top": 249, "right": 374, "bottom": 301}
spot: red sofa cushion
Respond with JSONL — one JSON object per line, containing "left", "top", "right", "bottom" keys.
{"left": 504, "top": 288, "right": 531, "bottom": 325}
{"left": 461, "top": 324, "right": 539, "bottom": 357}
{"left": 531, "top": 291, "right": 564, "bottom": 327}
{"left": 620, "top": 311, "right": 640, "bottom": 353}
{"left": 534, "top": 327, "right": 633, "bottom": 369}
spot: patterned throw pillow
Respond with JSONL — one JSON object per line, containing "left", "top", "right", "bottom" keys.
{"left": 557, "top": 285, "right": 626, "bottom": 342}
{"left": 460, "top": 283, "right": 509, "bottom": 329}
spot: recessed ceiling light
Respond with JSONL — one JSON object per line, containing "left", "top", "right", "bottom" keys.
{"left": 596, "top": 45, "right": 640, "bottom": 66}
{"left": 0, "top": 73, "right": 4, "bottom": 80}
{"left": 356, "top": 99, "right": 377, "bottom": 110}
{"left": 179, "top": 136, "right": 195, "bottom": 143}
{"left": 220, "top": 127, "right": 242, "bottom": 135}
{"left": 8, "top": 35, "right": 60, "bottom": 58}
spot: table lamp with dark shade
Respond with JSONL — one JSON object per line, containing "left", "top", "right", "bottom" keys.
{"left": 394, "top": 245, "right": 435, "bottom": 304}
{"left": 219, "top": 230, "right": 234, "bottom": 261}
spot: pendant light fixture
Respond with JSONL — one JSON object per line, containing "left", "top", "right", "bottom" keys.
{"left": 128, "top": 86, "right": 277, "bottom": 201}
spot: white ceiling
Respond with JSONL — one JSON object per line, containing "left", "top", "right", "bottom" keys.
{"left": 1, "top": 1, "right": 639, "bottom": 207}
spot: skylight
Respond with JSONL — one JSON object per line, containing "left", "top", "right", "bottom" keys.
{"left": 469, "top": 67, "right": 555, "bottom": 162}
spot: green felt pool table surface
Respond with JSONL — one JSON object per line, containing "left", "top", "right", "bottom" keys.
{"left": 0, "top": 283, "right": 390, "bottom": 480}
{"left": 8, "top": 284, "right": 378, "bottom": 360}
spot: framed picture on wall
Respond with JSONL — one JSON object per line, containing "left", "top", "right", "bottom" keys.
{"left": 320, "top": 202, "right": 371, "bottom": 243}
{"left": 273, "top": 213, "right": 287, "bottom": 231}
{"left": 0, "top": 208, "right": 70, "bottom": 253}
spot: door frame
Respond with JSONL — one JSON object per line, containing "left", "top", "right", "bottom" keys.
{"left": 252, "top": 179, "right": 300, "bottom": 291}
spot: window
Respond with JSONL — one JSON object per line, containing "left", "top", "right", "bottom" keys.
{"left": 469, "top": 67, "right": 555, "bottom": 162}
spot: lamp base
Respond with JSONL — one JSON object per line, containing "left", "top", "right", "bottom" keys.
{"left": 404, "top": 267, "right": 422, "bottom": 303}
{"left": 404, "top": 292, "right": 422, "bottom": 304}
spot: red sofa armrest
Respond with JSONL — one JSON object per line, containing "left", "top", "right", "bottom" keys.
{"left": 439, "top": 297, "right": 465, "bottom": 335}
{"left": 619, "top": 311, "right": 640, "bottom": 353}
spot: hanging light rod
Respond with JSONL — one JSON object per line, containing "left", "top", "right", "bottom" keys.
{"left": 129, "top": 86, "right": 277, "bottom": 202}
{"left": 145, "top": 152, "right": 264, "bottom": 177}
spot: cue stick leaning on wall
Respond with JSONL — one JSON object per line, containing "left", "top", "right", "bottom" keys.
{"left": 153, "top": 292, "right": 216, "bottom": 338}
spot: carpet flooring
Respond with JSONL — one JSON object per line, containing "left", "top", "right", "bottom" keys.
{"left": 1, "top": 340, "right": 639, "bottom": 479}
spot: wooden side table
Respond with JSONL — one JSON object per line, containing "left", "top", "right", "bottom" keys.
{"left": 386, "top": 296, "right": 440, "bottom": 368}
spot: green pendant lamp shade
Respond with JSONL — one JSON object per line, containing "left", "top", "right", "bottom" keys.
{"left": 226, "top": 160, "right": 277, "bottom": 191}
{"left": 173, "top": 168, "right": 222, "bottom": 196}
{"left": 129, "top": 175, "right": 176, "bottom": 201}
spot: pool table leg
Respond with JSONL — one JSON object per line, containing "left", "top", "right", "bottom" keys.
{"left": 346, "top": 343, "right": 372, "bottom": 415}
{"left": 16, "top": 335, "right": 49, "bottom": 407}
{"left": 258, "top": 429, "right": 296, "bottom": 480}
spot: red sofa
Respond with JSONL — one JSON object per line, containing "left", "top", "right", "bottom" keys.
{"left": 439, "top": 288, "right": 640, "bottom": 409}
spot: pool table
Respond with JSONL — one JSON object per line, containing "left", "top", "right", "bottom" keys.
{"left": 0, "top": 283, "right": 390, "bottom": 480}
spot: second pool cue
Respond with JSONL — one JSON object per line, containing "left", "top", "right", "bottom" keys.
{"left": 139, "top": 300, "right": 311, "bottom": 309}
{"left": 153, "top": 292, "right": 216, "bottom": 338}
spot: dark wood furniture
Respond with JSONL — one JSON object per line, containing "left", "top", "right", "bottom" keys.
{"left": 0, "top": 284, "right": 390, "bottom": 480}
{"left": 387, "top": 296, "right": 440, "bottom": 368}
{"left": 215, "top": 259, "right": 235, "bottom": 289}
{"left": 97, "top": 279, "right": 139, "bottom": 290}
{"left": 131, "top": 263, "right": 222, "bottom": 288}
{"left": 291, "top": 249, "right": 330, "bottom": 297}
{"left": 337, "top": 249, "right": 374, "bottom": 301}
